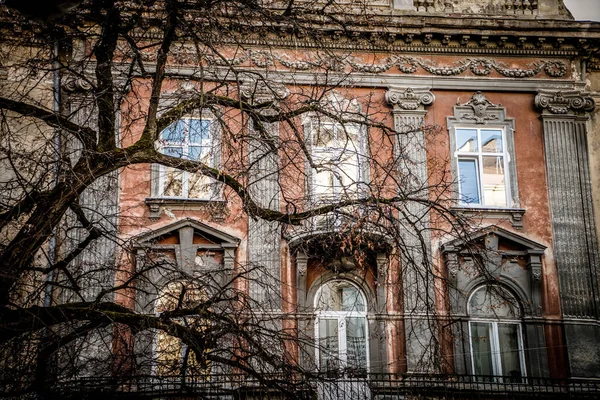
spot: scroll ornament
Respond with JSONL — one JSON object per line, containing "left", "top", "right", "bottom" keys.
{"left": 535, "top": 91, "right": 595, "bottom": 114}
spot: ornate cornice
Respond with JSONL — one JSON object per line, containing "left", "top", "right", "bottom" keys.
{"left": 385, "top": 87, "right": 434, "bottom": 111}
{"left": 535, "top": 90, "right": 596, "bottom": 115}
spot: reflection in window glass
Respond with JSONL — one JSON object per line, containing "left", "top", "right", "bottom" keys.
{"left": 319, "top": 319, "right": 339, "bottom": 372}
{"left": 456, "top": 129, "right": 478, "bottom": 152}
{"left": 157, "top": 117, "right": 217, "bottom": 199}
{"left": 155, "top": 282, "right": 209, "bottom": 379}
{"left": 458, "top": 159, "right": 480, "bottom": 204}
{"left": 315, "top": 280, "right": 368, "bottom": 375}
{"left": 468, "top": 285, "right": 525, "bottom": 381}
{"left": 481, "top": 130, "right": 503, "bottom": 153}
{"left": 471, "top": 322, "right": 494, "bottom": 376}
{"left": 346, "top": 317, "right": 367, "bottom": 373}
{"left": 455, "top": 128, "right": 508, "bottom": 207}
{"left": 310, "top": 122, "right": 364, "bottom": 202}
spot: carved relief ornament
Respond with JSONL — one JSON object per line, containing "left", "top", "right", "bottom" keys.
{"left": 385, "top": 87, "right": 434, "bottom": 111}
{"left": 153, "top": 48, "right": 568, "bottom": 79}
{"left": 535, "top": 90, "right": 596, "bottom": 115}
{"left": 453, "top": 91, "right": 505, "bottom": 124}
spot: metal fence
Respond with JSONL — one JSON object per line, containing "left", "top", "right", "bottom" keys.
{"left": 42, "top": 373, "right": 600, "bottom": 399}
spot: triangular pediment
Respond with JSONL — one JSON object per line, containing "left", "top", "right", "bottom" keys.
{"left": 134, "top": 218, "right": 239, "bottom": 248}
{"left": 442, "top": 226, "right": 546, "bottom": 255}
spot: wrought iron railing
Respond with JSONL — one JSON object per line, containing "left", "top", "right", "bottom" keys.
{"left": 38, "top": 373, "right": 600, "bottom": 399}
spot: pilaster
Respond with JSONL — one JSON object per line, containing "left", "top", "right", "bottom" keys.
{"left": 386, "top": 86, "right": 436, "bottom": 372}
{"left": 241, "top": 78, "right": 288, "bottom": 311}
{"left": 535, "top": 90, "right": 600, "bottom": 377}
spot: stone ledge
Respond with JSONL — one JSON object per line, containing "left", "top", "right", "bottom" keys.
{"left": 145, "top": 197, "right": 227, "bottom": 220}
{"left": 451, "top": 206, "right": 526, "bottom": 229}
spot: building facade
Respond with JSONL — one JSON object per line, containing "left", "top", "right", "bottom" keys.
{"left": 1, "top": 0, "right": 600, "bottom": 397}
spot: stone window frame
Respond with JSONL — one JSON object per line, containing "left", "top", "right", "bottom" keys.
{"left": 442, "top": 226, "right": 548, "bottom": 377}
{"left": 447, "top": 92, "right": 525, "bottom": 229}
{"left": 146, "top": 90, "right": 224, "bottom": 218}
{"left": 131, "top": 218, "right": 240, "bottom": 376}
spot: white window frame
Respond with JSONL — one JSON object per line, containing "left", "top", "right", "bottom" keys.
{"left": 306, "top": 119, "right": 369, "bottom": 204}
{"left": 455, "top": 126, "right": 511, "bottom": 207}
{"left": 155, "top": 113, "right": 220, "bottom": 200}
{"left": 467, "top": 286, "right": 526, "bottom": 381}
{"left": 314, "top": 281, "right": 370, "bottom": 374}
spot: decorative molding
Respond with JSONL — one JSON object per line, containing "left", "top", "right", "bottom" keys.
{"left": 239, "top": 76, "right": 289, "bottom": 105}
{"left": 296, "top": 252, "right": 308, "bottom": 277}
{"left": 527, "top": 250, "right": 544, "bottom": 281}
{"left": 63, "top": 76, "right": 93, "bottom": 93}
{"left": 385, "top": 87, "right": 434, "bottom": 111}
{"left": 535, "top": 90, "right": 596, "bottom": 115}
{"left": 158, "top": 49, "right": 569, "bottom": 79}
{"left": 451, "top": 207, "right": 526, "bottom": 230}
{"left": 144, "top": 198, "right": 226, "bottom": 220}
{"left": 451, "top": 91, "right": 510, "bottom": 125}
{"left": 445, "top": 252, "right": 459, "bottom": 280}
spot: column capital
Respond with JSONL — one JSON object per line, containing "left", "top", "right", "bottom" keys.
{"left": 385, "top": 87, "right": 434, "bottom": 112}
{"left": 240, "top": 76, "right": 288, "bottom": 116}
{"left": 535, "top": 90, "right": 595, "bottom": 116}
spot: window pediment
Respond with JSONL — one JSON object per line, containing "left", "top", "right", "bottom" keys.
{"left": 442, "top": 226, "right": 545, "bottom": 283}
{"left": 134, "top": 218, "right": 239, "bottom": 249}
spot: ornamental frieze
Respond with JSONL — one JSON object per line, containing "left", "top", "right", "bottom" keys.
{"left": 535, "top": 91, "right": 596, "bottom": 115}
{"left": 157, "top": 48, "right": 568, "bottom": 79}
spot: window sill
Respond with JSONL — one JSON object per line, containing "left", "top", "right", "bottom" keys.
{"left": 451, "top": 206, "right": 526, "bottom": 230}
{"left": 145, "top": 197, "right": 226, "bottom": 220}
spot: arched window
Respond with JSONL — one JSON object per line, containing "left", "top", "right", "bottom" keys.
{"left": 468, "top": 285, "right": 525, "bottom": 381}
{"left": 315, "top": 280, "right": 369, "bottom": 374}
{"left": 155, "top": 282, "right": 209, "bottom": 378}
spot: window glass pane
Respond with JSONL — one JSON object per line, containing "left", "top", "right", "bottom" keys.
{"left": 471, "top": 322, "right": 494, "bottom": 376}
{"left": 188, "top": 146, "right": 212, "bottom": 163}
{"left": 162, "top": 167, "right": 183, "bottom": 197}
{"left": 341, "top": 286, "right": 365, "bottom": 312}
{"left": 315, "top": 124, "right": 336, "bottom": 148}
{"left": 336, "top": 125, "right": 360, "bottom": 152}
{"left": 346, "top": 317, "right": 367, "bottom": 373}
{"left": 458, "top": 159, "right": 480, "bottom": 204}
{"left": 316, "top": 281, "right": 366, "bottom": 312}
{"left": 337, "top": 153, "right": 360, "bottom": 189}
{"left": 469, "top": 286, "right": 519, "bottom": 318}
{"left": 188, "top": 119, "right": 211, "bottom": 143}
{"left": 481, "top": 130, "right": 503, "bottom": 153}
{"left": 313, "top": 169, "right": 335, "bottom": 200}
{"left": 162, "top": 146, "right": 183, "bottom": 158}
{"left": 456, "top": 129, "right": 478, "bottom": 152}
{"left": 188, "top": 173, "right": 212, "bottom": 199}
{"left": 161, "top": 120, "right": 186, "bottom": 142}
{"left": 498, "top": 324, "right": 523, "bottom": 381}
{"left": 319, "top": 319, "right": 339, "bottom": 372}
{"left": 481, "top": 156, "right": 506, "bottom": 207}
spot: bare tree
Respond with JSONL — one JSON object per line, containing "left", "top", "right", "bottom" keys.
{"left": 0, "top": 1, "right": 481, "bottom": 398}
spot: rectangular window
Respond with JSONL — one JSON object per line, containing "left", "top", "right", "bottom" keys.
{"left": 456, "top": 128, "right": 508, "bottom": 207}
{"left": 157, "top": 117, "right": 219, "bottom": 199}
{"left": 469, "top": 321, "right": 525, "bottom": 382}
{"left": 310, "top": 122, "right": 366, "bottom": 203}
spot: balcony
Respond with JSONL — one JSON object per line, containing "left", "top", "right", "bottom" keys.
{"left": 41, "top": 373, "right": 600, "bottom": 399}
